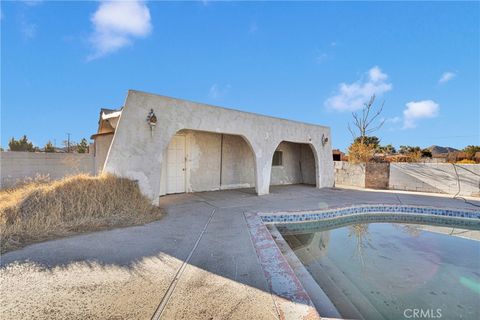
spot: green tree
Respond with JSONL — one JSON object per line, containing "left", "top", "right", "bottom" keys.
{"left": 77, "top": 138, "right": 89, "bottom": 154}
{"left": 44, "top": 141, "right": 55, "bottom": 153}
{"left": 399, "top": 145, "right": 421, "bottom": 155}
{"left": 354, "top": 136, "right": 380, "bottom": 149}
{"left": 463, "top": 145, "right": 480, "bottom": 160}
{"left": 378, "top": 144, "right": 396, "bottom": 155}
{"left": 421, "top": 148, "right": 432, "bottom": 158}
{"left": 9, "top": 135, "right": 37, "bottom": 152}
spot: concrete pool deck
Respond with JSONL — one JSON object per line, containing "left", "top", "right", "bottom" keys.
{"left": 1, "top": 185, "right": 479, "bottom": 319}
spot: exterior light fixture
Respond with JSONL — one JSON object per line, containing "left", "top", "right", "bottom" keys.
{"left": 322, "top": 134, "right": 329, "bottom": 146}
{"left": 147, "top": 109, "right": 157, "bottom": 136}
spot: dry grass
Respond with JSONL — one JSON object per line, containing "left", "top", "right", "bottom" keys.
{"left": 456, "top": 159, "right": 476, "bottom": 164}
{"left": 0, "top": 174, "right": 164, "bottom": 253}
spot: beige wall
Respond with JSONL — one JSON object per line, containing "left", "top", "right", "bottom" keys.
{"left": 93, "top": 134, "right": 114, "bottom": 174}
{"left": 0, "top": 151, "right": 94, "bottom": 188}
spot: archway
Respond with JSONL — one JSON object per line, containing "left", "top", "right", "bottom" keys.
{"left": 269, "top": 141, "right": 317, "bottom": 187}
{"left": 160, "top": 129, "right": 256, "bottom": 195}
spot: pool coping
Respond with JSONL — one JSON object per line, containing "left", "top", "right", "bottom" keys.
{"left": 244, "top": 204, "right": 480, "bottom": 320}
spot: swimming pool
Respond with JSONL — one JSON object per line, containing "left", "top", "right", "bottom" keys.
{"left": 270, "top": 208, "right": 480, "bottom": 320}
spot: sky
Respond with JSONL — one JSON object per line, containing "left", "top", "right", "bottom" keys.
{"left": 1, "top": 0, "right": 479, "bottom": 152}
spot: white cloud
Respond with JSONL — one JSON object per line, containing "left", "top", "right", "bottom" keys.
{"left": 209, "top": 83, "right": 231, "bottom": 100}
{"left": 385, "top": 116, "right": 401, "bottom": 124}
{"left": 402, "top": 100, "right": 439, "bottom": 129}
{"left": 88, "top": 0, "right": 152, "bottom": 60}
{"left": 438, "top": 71, "right": 456, "bottom": 84}
{"left": 324, "top": 66, "right": 392, "bottom": 111}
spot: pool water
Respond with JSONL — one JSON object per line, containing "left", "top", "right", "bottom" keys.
{"left": 277, "top": 220, "right": 480, "bottom": 320}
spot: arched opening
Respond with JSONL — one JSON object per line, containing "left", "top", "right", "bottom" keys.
{"left": 269, "top": 141, "right": 317, "bottom": 187}
{"left": 160, "top": 129, "right": 256, "bottom": 195}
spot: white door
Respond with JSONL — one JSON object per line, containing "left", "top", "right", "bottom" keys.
{"left": 166, "top": 135, "right": 186, "bottom": 194}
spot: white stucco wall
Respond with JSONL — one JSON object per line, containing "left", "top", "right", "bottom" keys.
{"left": 301, "top": 144, "right": 317, "bottom": 185}
{"left": 103, "top": 90, "right": 334, "bottom": 203}
{"left": 159, "top": 131, "right": 316, "bottom": 193}
{"left": 220, "top": 134, "right": 256, "bottom": 189}
{"left": 270, "top": 142, "right": 316, "bottom": 186}
{"left": 389, "top": 163, "right": 480, "bottom": 197}
{"left": 0, "top": 151, "right": 95, "bottom": 188}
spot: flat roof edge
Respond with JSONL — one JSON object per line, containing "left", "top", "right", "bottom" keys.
{"left": 127, "top": 89, "right": 330, "bottom": 130}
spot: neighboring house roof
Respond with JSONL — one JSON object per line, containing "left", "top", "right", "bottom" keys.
{"left": 101, "top": 109, "right": 122, "bottom": 121}
{"left": 91, "top": 107, "right": 123, "bottom": 139}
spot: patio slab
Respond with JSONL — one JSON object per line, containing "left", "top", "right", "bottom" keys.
{"left": 1, "top": 185, "right": 478, "bottom": 319}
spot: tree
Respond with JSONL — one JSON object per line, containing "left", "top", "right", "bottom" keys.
{"left": 348, "top": 94, "right": 385, "bottom": 145}
{"left": 378, "top": 144, "right": 396, "bottom": 155}
{"left": 399, "top": 145, "right": 420, "bottom": 155}
{"left": 354, "top": 136, "right": 380, "bottom": 149}
{"left": 44, "top": 141, "right": 55, "bottom": 153}
{"left": 421, "top": 148, "right": 432, "bottom": 158}
{"left": 9, "top": 135, "right": 37, "bottom": 152}
{"left": 77, "top": 138, "right": 89, "bottom": 154}
{"left": 463, "top": 145, "right": 480, "bottom": 160}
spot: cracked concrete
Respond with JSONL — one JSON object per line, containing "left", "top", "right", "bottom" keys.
{"left": 1, "top": 185, "right": 479, "bottom": 320}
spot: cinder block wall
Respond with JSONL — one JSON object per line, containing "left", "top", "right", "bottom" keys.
{"left": 365, "top": 163, "right": 390, "bottom": 189}
{"left": 0, "top": 151, "right": 95, "bottom": 188}
{"left": 334, "top": 161, "right": 366, "bottom": 187}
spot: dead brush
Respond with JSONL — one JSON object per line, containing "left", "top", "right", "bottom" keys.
{"left": 0, "top": 174, "right": 163, "bottom": 253}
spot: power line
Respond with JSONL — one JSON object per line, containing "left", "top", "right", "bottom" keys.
{"left": 66, "top": 133, "right": 71, "bottom": 153}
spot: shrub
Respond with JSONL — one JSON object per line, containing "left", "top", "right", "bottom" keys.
{"left": 9, "top": 135, "right": 38, "bottom": 152}
{"left": 463, "top": 145, "right": 480, "bottom": 160}
{"left": 348, "top": 141, "right": 376, "bottom": 163}
{"left": 456, "top": 159, "right": 476, "bottom": 164}
{"left": 44, "top": 141, "right": 55, "bottom": 152}
{"left": 0, "top": 174, "right": 163, "bottom": 253}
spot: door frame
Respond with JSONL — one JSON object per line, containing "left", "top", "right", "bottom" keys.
{"left": 165, "top": 134, "right": 187, "bottom": 194}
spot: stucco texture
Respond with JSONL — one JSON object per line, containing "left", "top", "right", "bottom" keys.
{"left": 103, "top": 90, "right": 334, "bottom": 203}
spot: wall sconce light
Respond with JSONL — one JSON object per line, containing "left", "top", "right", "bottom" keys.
{"left": 147, "top": 109, "right": 157, "bottom": 137}
{"left": 322, "top": 134, "right": 329, "bottom": 146}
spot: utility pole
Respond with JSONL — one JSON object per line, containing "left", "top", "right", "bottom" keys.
{"left": 66, "top": 133, "right": 71, "bottom": 153}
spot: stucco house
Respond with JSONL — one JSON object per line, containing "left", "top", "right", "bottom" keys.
{"left": 92, "top": 90, "right": 334, "bottom": 204}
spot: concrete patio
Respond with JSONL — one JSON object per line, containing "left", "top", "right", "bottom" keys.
{"left": 1, "top": 185, "right": 479, "bottom": 320}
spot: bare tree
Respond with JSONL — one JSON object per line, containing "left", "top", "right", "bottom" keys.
{"left": 348, "top": 94, "right": 385, "bottom": 144}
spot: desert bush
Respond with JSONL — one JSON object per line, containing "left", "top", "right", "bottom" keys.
{"left": 0, "top": 174, "right": 163, "bottom": 253}
{"left": 456, "top": 159, "right": 476, "bottom": 164}
{"left": 348, "top": 141, "right": 376, "bottom": 163}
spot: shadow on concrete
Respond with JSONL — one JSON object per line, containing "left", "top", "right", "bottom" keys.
{"left": 1, "top": 184, "right": 479, "bottom": 317}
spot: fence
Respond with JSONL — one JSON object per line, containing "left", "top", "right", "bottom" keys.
{"left": 335, "top": 161, "right": 480, "bottom": 197}
{"left": 0, "top": 151, "right": 95, "bottom": 188}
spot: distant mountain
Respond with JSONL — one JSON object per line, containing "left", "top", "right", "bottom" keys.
{"left": 427, "top": 145, "right": 459, "bottom": 155}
